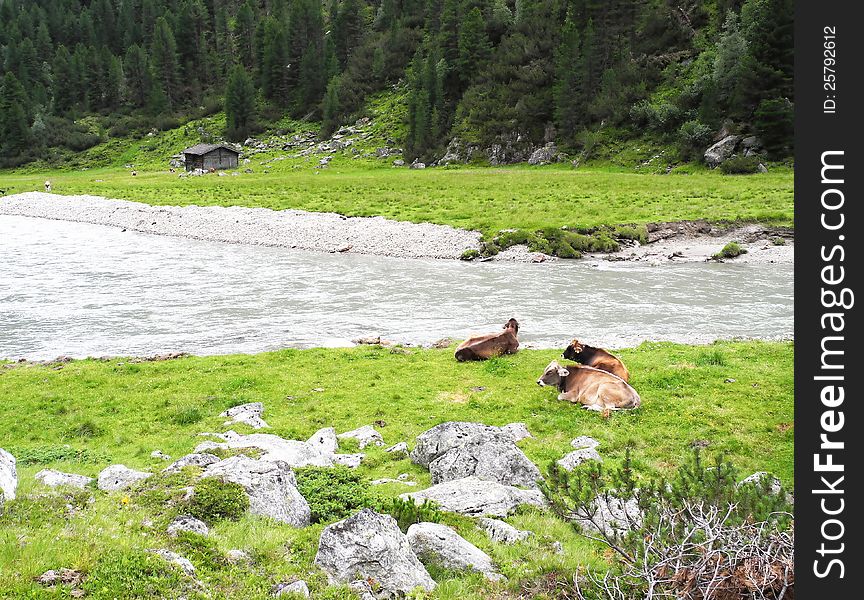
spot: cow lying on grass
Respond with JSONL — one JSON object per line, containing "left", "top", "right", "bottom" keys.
{"left": 562, "top": 339, "right": 630, "bottom": 382}
{"left": 454, "top": 318, "right": 520, "bottom": 361}
{"left": 537, "top": 360, "right": 641, "bottom": 411}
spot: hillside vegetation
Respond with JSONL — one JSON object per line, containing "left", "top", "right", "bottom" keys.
{"left": 0, "top": 0, "right": 793, "bottom": 168}
{"left": 0, "top": 341, "right": 793, "bottom": 598}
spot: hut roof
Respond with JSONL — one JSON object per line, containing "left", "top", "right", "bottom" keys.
{"left": 182, "top": 143, "right": 240, "bottom": 156}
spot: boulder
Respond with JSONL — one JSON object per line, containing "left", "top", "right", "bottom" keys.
{"left": 167, "top": 515, "right": 209, "bottom": 537}
{"left": 150, "top": 549, "right": 195, "bottom": 576}
{"left": 574, "top": 493, "right": 642, "bottom": 538}
{"left": 220, "top": 402, "right": 269, "bottom": 429}
{"left": 202, "top": 456, "right": 311, "bottom": 527}
{"left": 392, "top": 159, "right": 405, "bottom": 167}
{"left": 757, "top": 163, "right": 768, "bottom": 173}
{"left": 478, "top": 517, "right": 532, "bottom": 544}
{"left": 151, "top": 450, "right": 171, "bottom": 461}
{"left": 97, "top": 464, "right": 152, "bottom": 492}
{"left": 385, "top": 441, "right": 409, "bottom": 455}
{"left": 528, "top": 143, "right": 558, "bottom": 165}
{"left": 34, "top": 568, "right": 83, "bottom": 587}
{"left": 331, "top": 453, "right": 365, "bottom": 468}
{"left": 410, "top": 422, "right": 509, "bottom": 467}
{"left": 741, "top": 136, "right": 762, "bottom": 149}
{"left": 407, "top": 522, "right": 502, "bottom": 581}
{"left": 274, "top": 580, "right": 310, "bottom": 597}
{"left": 163, "top": 453, "right": 221, "bottom": 473}
{"left": 704, "top": 135, "right": 740, "bottom": 168}
{"left": 570, "top": 436, "right": 600, "bottom": 450}
{"left": 337, "top": 425, "right": 384, "bottom": 449}
{"left": 429, "top": 441, "right": 541, "bottom": 488}
{"left": 349, "top": 580, "right": 376, "bottom": 600}
{"left": 306, "top": 427, "right": 338, "bottom": 454}
{"left": 401, "top": 476, "right": 547, "bottom": 517}
{"left": 34, "top": 469, "right": 94, "bottom": 489}
{"left": 557, "top": 446, "right": 602, "bottom": 471}
{"left": 195, "top": 431, "right": 333, "bottom": 467}
{"left": 501, "top": 423, "right": 532, "bottom": 442}
{"left": 0, "top": 448, "right": 16, "bottom": 502}
{"left": 314, "top": 509, "right": 436, "bottom": 595}
{"left": 409, "top": 161, "right": 426, "bottom": 169}
{"left": 226, "top": 549, "right": 252, "bottom": 564}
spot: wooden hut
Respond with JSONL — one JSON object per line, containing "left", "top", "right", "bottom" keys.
{"left": 182, "top": 143, "right": 240, "bottom": 171}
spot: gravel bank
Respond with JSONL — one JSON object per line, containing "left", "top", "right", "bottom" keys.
{"left": 0, "top": 192, "right": 483, "bottom": 260}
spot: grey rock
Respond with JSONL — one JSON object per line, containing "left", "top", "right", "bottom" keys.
{"left": 0, "top": 448, "right": 17, "bottom": 502}
{"left": 337, "top": 425, "right": 384, "bottom": 449}
{"left": 167, "top": 515, "right": 209, "bottom": 537}
{"left": 220, "top": 402, "right": 269, "bottom": 429}
{"left": 739, "top": 471, "right": 792, "bottom": 503}
{"left": 349, "top": 580, "right": 376, "bottom": 600}
{"left": 570, "top": 436, "right": 600, "bottom": 450}
{"left": 501, "top": 422, "right": 532, "bottom": 442}
{"left": 528, "top": 143, "right": 558, "bottom": 165}
{"left": 741, "top": 136, "right": 762, "bottom": 149}
{"left": 371, "top": 478, "right": 417, "bottom": 486}
{"left": 34, "top": 469, "right": 94, "bottom": 489}
{"left": 97, "top": 464, "right": 152, "bottom": 492}
{"left": 410, "top": 422, "right": 509, "bottom": 467}
{"left": 202, "top": 456, "right": 311, "bottom": 526}
{"left": 151, "top": 450, "right": 172, "bottom": 461}
{"left": 306, "top": 427, "right": 338, "bottom": 454}
{"left": 429, "top": 441, "right": 541, "bottom": 488}
{"left": 314, "top": 509, "right": 435, "bottom": 595}
{"left": 478, "top": 518, "right": 532, "bottom": 544}
{"left": 332, "top": 453, "right": 365, "bottom": 468}
{"left": 226, "top": 549, "right": 252, "bottom": 564}
{"left": 150, "top": 549, "right": 196, "bottom": 576}
{"left": 557, "top": 447, "right": 602, "bottom": 471}
{"left": 163, "top": 453, "right": 221, "bottom": 473}
{"left": 195, "top": 431, "right": 333, "bottom": 467}
{"left": 574, "top": 493, "right": 642, "bottom": 538}
{"left": 409, "top": 161, "right": 426, "bottom": 169}
{"left": 385, "top": 441, "right": 409, "bottom": 455}
{"left": 704, "top": 135, "right": 741, "bottom": 168}
{"left": 274, "top": 580, "right": 310, "bottom": 597}
{"left": 757, "top": 163, "right": 768, "bottom": 173}
{"left": 401, "top": 476, "right": 547, "bottom": 517}
{"left": 392, "top": 159, "right": 405, "bottom": 167}
{"left": 407, "top": 522, "right": 502, "bottom": 581}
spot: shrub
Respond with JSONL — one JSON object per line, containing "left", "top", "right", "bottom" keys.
{"left": 66, "top": 419, "right": 104, "bottom": 438}
{"left": 173, "top": 531, "right": 227, "bottom": 571}
{"left": 8, "top": 444, "right": 106, "bottom": 466}
{"left": 81, "top": 550, "right": 183, "bottom": 599}
{"left": 170, "top": 406, "right": 203, "bottom": 425}
{"left": 677, "top": 119, "right": 713, "bottom": 161}
{"left": 542, "top": 450, "right": 793, "bottom": 599}
{"left": 719, "top": 155, "right": 761, "bottom": 174}
{"left": 374, "top": 497, "right": 444, "bottom": 532}
{"left": 695, "top": 348, "right": 728, "bottom": 366}
{"left": 772, "top": 236, "right": 787, "bottom": 246}
{"left": 294, "top": 466, "right": 369, "bottom": 523}
{"left": 187, "top": 478, "right": 249, "bottom": 522}
{"left": 460, "top": 249, "right": 481, "bottom": 261}
{"left": 712, "top": 241, "right": 748, "bottom": 259}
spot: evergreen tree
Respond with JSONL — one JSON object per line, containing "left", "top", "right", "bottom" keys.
{"left": 150, "top": 16, "right": 180, "bottom": 105}
{"left": 321, "top": 75, "right": 341, "bottom": 137}
{"left": 457, "top": 7, "right": 492, "bottom": 84}
{"left": 0, "top": 72, "right": 32, "bottom": 159}
{"left": 224, "top": 64, "right": 256, "bottom": 141}
{"left": 333, "top": 0, "right": 364, "bottom": 69}
{"left": 124, "top": 44, "right": 151, "bottom": 109}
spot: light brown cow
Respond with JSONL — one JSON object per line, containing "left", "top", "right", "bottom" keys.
{"left": 454, "top": 318, "right": 520, "bottom": 361}
{"left": 536, "top": 360, "right": 640, "bottom": 411}
{"left": 562, "top": 339, "right": 630, "bottom": 382}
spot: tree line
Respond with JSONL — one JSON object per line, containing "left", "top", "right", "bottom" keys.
{"left": 0, "top": 0, "right": 792, "bottom": 167}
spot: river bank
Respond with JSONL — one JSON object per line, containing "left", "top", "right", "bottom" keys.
{"left": 1, "top": 192, "right": 793, "bottom": 263}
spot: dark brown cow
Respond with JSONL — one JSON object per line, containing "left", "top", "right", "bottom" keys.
{"left": 562, "top": 339, "right": 630, "bottom": 382}
{"left": 536, "top": 360, "right": 640, "bottom": 410}
{"left": 454, "top": 318, "right": 520, "bottom": 361}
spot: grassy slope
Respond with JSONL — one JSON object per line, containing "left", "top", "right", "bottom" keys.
{"left": 0, "top": 341, "right": 793, "bottom": 598}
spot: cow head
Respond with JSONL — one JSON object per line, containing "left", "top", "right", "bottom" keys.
{"left": 562, "top": 339, "right": 584, "bottom": 361}
{"left": 504, "top": 318, "right": 519, "bottom": 334}
{"left": 537, "top": 360, "right": 569, "bottom": 386}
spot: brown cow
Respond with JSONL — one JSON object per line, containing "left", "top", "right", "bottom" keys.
{"left": 454, "top": 318, "right": 520, "bottom": 361}
{"left": 536, "top": 360, "right": 640, "bottom": 411}
{"left": 562, "top": 339, "right": 630, "bottom": 382}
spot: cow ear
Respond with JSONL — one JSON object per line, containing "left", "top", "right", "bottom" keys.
{"left": 558, "top": 366, "right": 570, "bottom": 377}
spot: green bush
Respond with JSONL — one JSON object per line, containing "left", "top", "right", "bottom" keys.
{"left": 695, "top": 348, "right": 728, "bottom": 367}
{"left": 187, "top": 478, "right": 249, "bottom": 522}
{"left": 81, "top": 550, "right": 183, "bottom": 599}
{"left": 719, "top": 155, "right": 761, "bottom": 174}
{"left": 772, "top": 237, "right": 787, "bottom": 246}
{"left": 460, "top": 249, "right": 481, "bottom": 261}
{"left": 712, "top": 241, "right": 748, "bottom": 259}
{"left": 170, "top": 406, "right": 203, "bottom": 425}
{"left": 7, "top": 444, "right": 106, "bottom": 466}
{"left": 678, "top": 119, "right": 714, "bottom": 161}
{"left": 173, "top": 531, "right": 227, "bottom": 571}
{"left": 374, "top": 497, "right": 444, "bottom": 532}
{"left": 294, "top": 466, "right": 369, "bottom": 524}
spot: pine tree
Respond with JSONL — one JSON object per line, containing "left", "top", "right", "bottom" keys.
{"left": 553, "top": 13, "right": 586, "bottom": 140}
{"left": 457, "top": 7, "right": 492, "bottom": 84}
{"left": 124, "top": 44, "right": 151, "bottom": 109}
{"left": 150, "top": 16, "right": 180, "bottom": 105}
{"left": 259, "top": 17, "right": 290, "bottom": 104}
{"left": 0, "top": 72, "right": 32, "bottom": 158}
{"left": 333, "top": 0, "right": 364, "bottom": 69}
{"left": 321, "top": 75, "right": 341, "bottom": 137}
{"left": 224, "top": 64, "right": 256, "bottom": 141}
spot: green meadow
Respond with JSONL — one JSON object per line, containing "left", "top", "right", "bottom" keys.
{"left": 0, "top": 341, "right": 793, "bottom": 598}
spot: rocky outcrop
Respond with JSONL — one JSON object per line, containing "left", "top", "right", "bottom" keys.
{"left": 167, "top": 515, "right": 209, "bottom": 537}
{"left": 478, "top": 518, "right": 533, "bottom": 544}
{"left": 163, "top": 453, "right": 221, "bottom": 473}
{"left": 528, "top": 143, "right": 560, "bottom": 165}
{"left": 97, "top": 464, "right": 152, "bottom": 492}
{"left": 220, "top": 402, "right": 269, "bottom": 429}
{"left": 0, "top": 448, "right": 16, "bottom": 502}
{"left": 407, "top": 522, "right": 502, "bottom": 581}
{"left": 195, "top": 431, "right": 333, "bottom": 467}
{"left": 429, "top": 441, "right": 541, "bottom": 488}
{"left": 401, "top": 476, "right": 547, "bottom": 517}
{"left": 337, "top": 425, "right": 384, "bottom": 449}
{"left": 35, "top": 469, "right": 94, "bottom": 489}
{"left": 306, "top": 427, "right": 338, "bottom": 454}
{"left": 704, "top": 135, "right": 741, "bottom": 168}
{"left": 314, "top": 509, "right": 436, "bottom": 595}
{"left": 202, "top": 456, "right": 311, "bottom": 527}
{"left": 410, "top": 422, "right": 509, "bottom": 467}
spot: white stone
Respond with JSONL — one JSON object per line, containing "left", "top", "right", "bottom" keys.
{"left": 337, "top": 425, "right": 384, "bottom": 449}
{"left": 478, "top": 518, "right": 532, "bottom": 544}
{"left": 220, "top": 402, "right": 269, "bottom": 429}
{"left": 97, "top": 464, "right": 152, "bottom": 492}
{"left": 501, "top": 422, "right": 532, "bottom": 442}
{"left": 306, "top": 427, "right": 338, "bottom": 454}
{"left": 151, "top": 549, "right": 196, "bottom": 576}
{"left": 35, "top": 469, "right": 94, "bottom": 489}
{"left": 401, "top": 476, "right": 547, "bottom": 517}
{"left": 167, "top": 515, "right": 209, "bottom": 537}
{"left": 274, "top": 580, "right": 310, "bottom": 597}
{"left": 195, "top": 431, "right": 333, "bottom": 467}
{"left": 407, "top": 522, "right": 502, "bottom": 581}
{"left": 0, "top": 448, "right": 17, "bottom": 502}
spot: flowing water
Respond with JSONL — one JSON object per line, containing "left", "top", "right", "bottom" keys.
{"left": 0, "top": 215, "right": 793, "bottom": 360}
